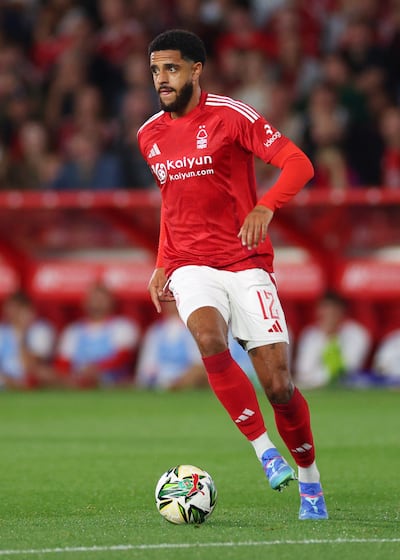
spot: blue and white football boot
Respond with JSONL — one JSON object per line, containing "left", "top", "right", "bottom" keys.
{"left": 298, "top": 481, "right": 329, "bottom": 520}
{"left": 261, "top": 448, "right": 296, "bottom": 491}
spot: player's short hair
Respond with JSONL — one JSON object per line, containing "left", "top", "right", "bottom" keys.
{"left": 148, "top": 29, "right": 206, "bottom": 66}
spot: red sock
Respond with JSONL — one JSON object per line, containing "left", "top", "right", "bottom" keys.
{"left": 272, "top": 387, "right": 315, "bottom": 467}
{"left": 202, "top": 349, "right": 266, "bottom": 440}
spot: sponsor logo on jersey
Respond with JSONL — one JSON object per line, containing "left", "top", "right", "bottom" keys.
{"left": 196, "top": 125, "right": 208, "bottom": 149}
{"left": 152, "top": 162, "right": 168, "bottom": 184}
{"left": 264, "top": 124, "right": 273, "bottom": 136}
{"left": 147, "top": 143, "right": 161, "bottom": 158}
{"left": 165, "top": 155, "right": 212, "bottom": 170}
{"left": 151, "top": 155, "right": 214, "bottom": 184}
{"left": 264, "top": 130, "right": 282, "bottom": 148}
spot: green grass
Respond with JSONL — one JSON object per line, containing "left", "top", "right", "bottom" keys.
{"left": 0, "top": 388, "right": 399, "bottom": 560}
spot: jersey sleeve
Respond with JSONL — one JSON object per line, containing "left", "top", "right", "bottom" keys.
{"left": 223, "top": 102, "right": 314, "bottom": 210}
{"left": 258, "top": 141, "right": 314, "bottom": 210}
{"left": 224, "top": 103, "right": 289, "bottom": 163}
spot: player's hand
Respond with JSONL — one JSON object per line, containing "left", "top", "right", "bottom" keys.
{"left": 148, "top": 267, "right": 175, "bottom": 313}
{"left": 238, "top": 205, "right": 274, "bottom": 250}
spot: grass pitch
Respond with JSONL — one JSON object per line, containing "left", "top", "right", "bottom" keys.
{"left": 0, "top": 387, "right": 399, "bottom": 560}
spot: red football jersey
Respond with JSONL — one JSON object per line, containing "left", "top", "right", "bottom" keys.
{"left": 138, "top": 91, "right": 289, "bottom": 276}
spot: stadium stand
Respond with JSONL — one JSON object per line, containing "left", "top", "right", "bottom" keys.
{"left": 0, "top": 187, "right": 398, "bottom": 344}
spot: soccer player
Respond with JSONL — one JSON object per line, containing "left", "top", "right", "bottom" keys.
{"left": 138, "top": 29, "right": 328, "bottom": 520}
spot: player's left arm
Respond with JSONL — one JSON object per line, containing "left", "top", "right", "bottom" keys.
{"left": 238, "top": 133, "right": 314, "bottom": 250}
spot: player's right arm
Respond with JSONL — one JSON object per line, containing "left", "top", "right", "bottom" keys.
{"left": 148, "top": 203, "right": 175, "bottom": 312}
{"left": 148, "top": 267, "right": 174, "bottom": 313}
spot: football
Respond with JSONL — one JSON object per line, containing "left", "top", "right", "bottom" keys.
{"left": 155, "top": 464, "right": 217, "bottom": 525}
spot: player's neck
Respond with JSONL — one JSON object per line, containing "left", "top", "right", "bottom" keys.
{"left": 171, "top": 85, "right": 202, "bottom": 119}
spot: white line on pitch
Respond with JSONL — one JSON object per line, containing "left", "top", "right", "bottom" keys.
{"left": 0, "top": 538, "right": 399, "bottom": 556}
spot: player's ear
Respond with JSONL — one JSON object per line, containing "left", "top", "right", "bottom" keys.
{"left": 192, "top": 62, "right": 203, "bottom": 81}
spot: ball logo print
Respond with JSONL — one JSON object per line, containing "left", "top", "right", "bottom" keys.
{"left": 186, "top": 473, "right": 204, "bottom": 497}
{"left": 155, "top": 465, "right": 217, "bottom": 525}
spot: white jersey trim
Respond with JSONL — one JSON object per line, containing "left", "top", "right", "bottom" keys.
{"left": 206, "top": 94, "right": 260, "bottom": 123}
{"left": 137, "top": 110, "right": 164, "bottom": 135}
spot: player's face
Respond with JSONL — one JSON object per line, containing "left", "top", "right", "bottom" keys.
{"left": 150, "top": 50, "right": 200, "bottom": 115}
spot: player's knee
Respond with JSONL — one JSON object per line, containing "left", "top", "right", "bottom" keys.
{"left": 267, "top": 383, "right": 294, "bottom": 404}
{"left": 263, "top": 366, "right": 294, "bottom": 403}
{"left": 194, "top": 330, "right": 227, "bottom": 357}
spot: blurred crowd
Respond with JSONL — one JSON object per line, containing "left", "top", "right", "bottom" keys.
{"left": 0, "top": 0, "right": 399, "bottom": 191}
{"left": 1, "top": 284, "right": 400, "bottom": 391}
{"left": 0, "top": 284, "right": 210, "bottom": 390}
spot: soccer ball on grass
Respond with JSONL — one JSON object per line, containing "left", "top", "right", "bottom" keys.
{"left": 155, "top": 464, "right": 217, "bottom": 525}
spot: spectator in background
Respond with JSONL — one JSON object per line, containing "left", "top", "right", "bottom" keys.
{"left": 94, "top": 0, "right": 147, "bottom": 107}
{"left": 55, "top": 283, "right": 139, "bottom": 388}
{"left": 256, "top": 80, "right": 304, "bottom": 193}
{"left": 121, "top": 52, "right": 158, "bottom": 107}
{"left": 31, "top": 0, "right": 90, "bottom": 75}
{"left": 1, "top": 120, "right": 61, "bottom": 189}
{"left": 0, "top": 0, "right": 398, "bottom": 194}
{"left": 338, "top": 17, "right": 386, "bottom": 185}
{"left": 49, "top": 130, "right": 124, "bottom": 189}
{"left": 96, "top": 0, "right": 147, "bottom": 69}
{"left": 339, "top": 17, "right": 386, "bottom": 91}
{"left": 383, "top": 0, "right": 400, "bottom": 101}
{"left": 215, "top": 3, "right": 276, "bottom": 90}
{"left": 264, "top": 81, "right": 303, "bottom": 145}
{"left": 131, "top": 0, "right": 171, "bottom": 39}
{"left": 321, "top": 52, "right": 368, "bottom": 126}
{"left": 313, "top": 144, "right": 352, "bottom": 190}
{"left": 370, "top": 305, "right": 400, "bottom": 383}
{"left": 0, "top": 79, "right": 39, "bottom": 181}
{"left": 294, "top": 291, "right": 372, "bottom": 389}
{"left": 135, "top": 301, "right": 207, "bottom": 390}
{"left": 114, "top": 88, "right": 155, "bottom": 188}
{"left": 302, "top": 82, "right": 354, "bottom": 189}
{"left": 230, "top": 49, "right": 275, "bottom": 114}
{"left": 372, "top": 329, "right": 400, "bottom": 382}
{"left": 271, "top": 7, "right": 321, "bottom": 103}
{"left": 54, "top": 85, "right": 112, "bottom": 155}
{"left": 44, "top": 49, "right": 90, "bottom": 136}
{"left": 379, "top": 105, "right": 400, "bottom": 188}
{"left": 0, "top": 291, "right": 56, "bottom": 389}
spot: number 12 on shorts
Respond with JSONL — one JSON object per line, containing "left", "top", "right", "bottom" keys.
{"left": 256, "top": 290, "right": 280, "bottom": 321}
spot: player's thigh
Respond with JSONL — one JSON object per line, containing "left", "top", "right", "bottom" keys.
{"left": 228, "top": 269, "right": 289, "bottom": 351}
{"left": 169, "top": 265, "right": 230, "bottom": 324}
{"left": 187, "top": 306, "right": 229, "bottom": 356}
{"left": 169, "top": 266, "right": 230, "bottom": 356}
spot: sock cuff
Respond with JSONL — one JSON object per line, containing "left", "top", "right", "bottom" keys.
{"left": 202, "top": 349, "right": 233, "bottom": 373}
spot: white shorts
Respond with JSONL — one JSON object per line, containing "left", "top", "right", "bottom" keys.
{"left": 169, "top": 266, "right": 289, "bottom": 351}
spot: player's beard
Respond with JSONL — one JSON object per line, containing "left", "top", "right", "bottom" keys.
{"left": 159, "top": 81, "right": 193, "bottom": 113}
